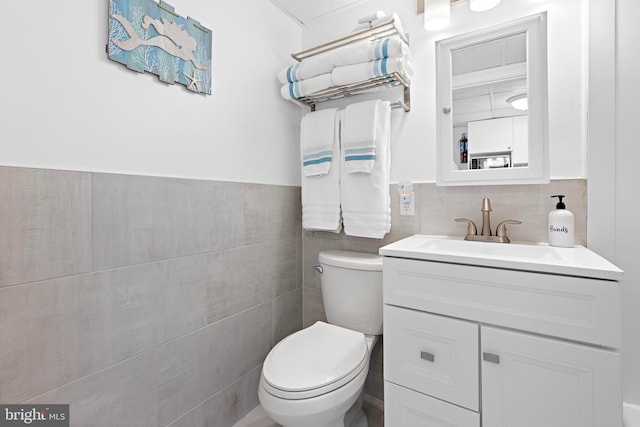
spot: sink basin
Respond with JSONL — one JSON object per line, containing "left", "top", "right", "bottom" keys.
{"left": 379, "top": 235, "right": 623, "bottom": 280}
{"left": 417, "top": 237, "right": 564, "bottom": 262}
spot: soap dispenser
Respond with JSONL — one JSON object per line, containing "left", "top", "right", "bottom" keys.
{"left": 548, "top": 195, "right": 574, "bottom": 247}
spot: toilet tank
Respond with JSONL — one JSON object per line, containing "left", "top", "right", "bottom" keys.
{"left": 318, "top": 250, "right": 383, "bottom": 335}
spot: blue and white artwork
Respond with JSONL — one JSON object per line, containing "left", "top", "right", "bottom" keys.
{"left": 108, "top": 0, "right": 212, "bottom": 94}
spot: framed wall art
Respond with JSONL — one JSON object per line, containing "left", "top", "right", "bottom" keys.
{"left": 108, "top": 0, "right": 212, "bottom": 94}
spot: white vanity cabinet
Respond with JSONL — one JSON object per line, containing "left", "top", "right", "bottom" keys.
{"left": 381, "top": 241, "right": 623, "bottom": 427}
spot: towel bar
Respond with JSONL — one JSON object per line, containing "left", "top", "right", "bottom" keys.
{"left": 298, "top": 72, "right": 411, "bottom": 112}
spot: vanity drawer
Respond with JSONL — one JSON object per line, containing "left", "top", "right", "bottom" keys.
{"left": 383, "top": 257, "right": 621, "bottom": 348}
{"left": 385, "top": 381, "right": 480, "bottom": 427}
{"left": 384, "top": 305, "right": 479, "bottom": 411}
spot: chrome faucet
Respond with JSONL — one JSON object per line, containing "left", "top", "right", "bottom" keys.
{"left": 455, "top": 198, "right": 521, "bottom": 243}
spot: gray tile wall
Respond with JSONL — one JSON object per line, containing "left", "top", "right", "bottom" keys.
{"left": 0, "top": 165, "right": 586, "bottom": 423}
{"left": 302, "top": 179, "right": 588, "bottom": 402}
{"left": 0, "top": 166, "right": 302, "bottom": 427}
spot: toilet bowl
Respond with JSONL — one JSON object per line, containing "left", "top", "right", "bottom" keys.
{"left": 259, "top": 250, "right": 383, "bottom": 427}
{"left": 259, "top": 322, "right": 378, "bottom": 427}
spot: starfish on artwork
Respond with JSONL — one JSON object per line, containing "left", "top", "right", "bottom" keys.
{"left": 183, "top": 69, "right": 202, "bottom": 92}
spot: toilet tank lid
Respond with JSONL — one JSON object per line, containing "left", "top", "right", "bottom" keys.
{"left": 318, "top": 250, "right": 383, "bottom": 271}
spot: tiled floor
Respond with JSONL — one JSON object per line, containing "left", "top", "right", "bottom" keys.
{"left": 233, "top": 406, "right": 279, "bottom": 427}
{"left": 233, "top": 398, "right": 384, "bottom": 427}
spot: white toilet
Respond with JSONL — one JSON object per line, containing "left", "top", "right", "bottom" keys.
{"left": 258, "top": 250, "right": 383, "bottom": 427}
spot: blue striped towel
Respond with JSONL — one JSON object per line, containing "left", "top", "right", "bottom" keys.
{"left": 344, "top": 146, "right": 376, "bottom": 172}
{"left": 342, "top": 100, "right": 381, "bottom": 174}
{"left": 280, "top": 73, "right": 334, "bottom": 100}
{"left": 300, "top": 109, "right": 339, "bottom": 176}
{"left": 278, "top": 35, "right": 410, "bottom": 84}
{"left": 303, "top": 149, "right": 334, "bottom": 174}
{"left": 332, "top": 56, "right": 413, "bottom": 87}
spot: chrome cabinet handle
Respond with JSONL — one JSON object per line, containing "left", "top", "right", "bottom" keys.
{"left": 483, "top": 352, "right": 500, "bottom": 364}
{"left": 420, "top": 351, "right": 435, "bottom": 362}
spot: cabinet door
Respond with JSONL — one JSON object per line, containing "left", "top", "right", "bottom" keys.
{"left": 467, "top": 117, "right": 513, "bottom": 154}
{"left": 481, "top": 326, "right": 622, "bottom": 427}
{"left": 385, "top": 382, "right": 480, "bottom": 427}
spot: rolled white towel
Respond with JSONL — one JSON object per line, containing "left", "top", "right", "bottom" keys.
{"left": 352, "top": 12, "right": 406, "bottom": 39}
{"left": 277, "top": 35, "right": 409, "bottom": 84}
{"left": 328, "top": 36, "right": 410, "bottom": 69}
{"left": 331, "top": 56, "right": 414, "bottom": 87}
{"left": 352, "top": 10, "right": 386, "bottom": 31}
{"left": 280, "top": 73, "right": 334, "bottom": 100}
{"left": 358, "top": 11, "right": 386, "bottom": 25}
{"left": 278, "top": 61, "right": 333, "bottom": 84}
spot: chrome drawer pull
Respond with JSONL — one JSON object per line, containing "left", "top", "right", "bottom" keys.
{"left": 420, "top": 351, "right": 435, "bottom": 362}
{"left": 483, "top": 352, "right": 500, "bottom": 364}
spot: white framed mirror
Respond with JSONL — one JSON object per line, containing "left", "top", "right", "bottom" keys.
{"left": 435, "top": 13, "right": 549, "bottom": 186}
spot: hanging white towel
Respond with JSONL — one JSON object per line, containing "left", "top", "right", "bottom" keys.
{"left": 342, "top": 100, "right": 379, "bottom": 174}
{"left": 300, "top": 108, "right": 338, "bottom": 177}
{"left": 341, "top": 100, "right": 392, "bottom": 239}
{"left": 301, "top": 109, "right": 342, "bottom": 232}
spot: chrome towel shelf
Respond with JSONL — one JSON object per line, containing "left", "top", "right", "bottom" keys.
{"left": 289, "top": 17, "right": 411, "bottom": 112}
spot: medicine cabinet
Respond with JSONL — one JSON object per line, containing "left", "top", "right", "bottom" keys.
{"left": 435, "top": 13, "right": 549, "bottom": 186}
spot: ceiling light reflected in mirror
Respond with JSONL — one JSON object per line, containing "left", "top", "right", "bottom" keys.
{"left": 507, "top": 94, "right": 528, "bottom": 111}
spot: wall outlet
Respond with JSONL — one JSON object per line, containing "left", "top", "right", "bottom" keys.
{"left": 400, "top": 193, "right": 415, "bottom": 216}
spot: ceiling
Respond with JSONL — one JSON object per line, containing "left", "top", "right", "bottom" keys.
{"left": 270, "top": 0, "right": 368, "bottom": 25}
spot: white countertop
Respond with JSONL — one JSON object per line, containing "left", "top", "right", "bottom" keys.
{"left": 379, "top": 235, "right": 624, "bottom": 281}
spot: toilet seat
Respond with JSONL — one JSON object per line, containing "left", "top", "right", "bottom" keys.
{"left": 262, "top": 322, "right": 368, "bottom": 400}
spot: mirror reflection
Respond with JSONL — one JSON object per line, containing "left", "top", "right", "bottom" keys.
{"left": 452, "top": 32, "right": 528, "bottom": 170}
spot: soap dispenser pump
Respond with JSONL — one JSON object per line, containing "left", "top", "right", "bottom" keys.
{"left": 548, "top": 195, "right": 574, "bottom": 247}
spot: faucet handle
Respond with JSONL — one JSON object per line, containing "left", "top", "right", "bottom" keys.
{"left": 455, "top": 218, "right": 478, "bottom": 236}
{"left": 496, "top": 220, "right": 522, "bottom": 237}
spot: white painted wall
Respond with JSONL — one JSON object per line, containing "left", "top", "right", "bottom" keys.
{"left": 616, "top": 0, "right": 640, "bottom": 412}
{"left": 302, "top": 0, "right": 587, "bottom": 183}
{"left": 0, "top": 1, "right": 302, "bottom": 186}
